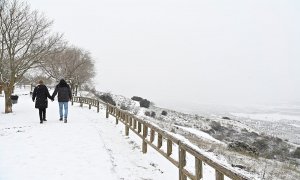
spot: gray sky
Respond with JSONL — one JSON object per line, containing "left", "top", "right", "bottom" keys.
{"left": 30, "top": 0, "right": 300, "bottom": 108}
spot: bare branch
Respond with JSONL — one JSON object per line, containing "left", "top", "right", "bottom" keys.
{"left": 0, "top": 0, "right": 63, "bottom": 113}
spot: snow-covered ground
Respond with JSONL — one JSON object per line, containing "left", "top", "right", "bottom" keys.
{"left": 3, "top": 87, "right": 299, "bottom": 179}
{"left": 231, "top": 109, "right": 300, "bottom": 145}
{"left": 1, "top": 88, "right": 239, "bottom": 180}
{"left": 231, "top": 112, "right": 300, "bottom": 122}
{"left": 173, "top": 125, "right": 225, "bottom": 145}
{"left": 0, "top": 89, "right": 179, "bottom": 180}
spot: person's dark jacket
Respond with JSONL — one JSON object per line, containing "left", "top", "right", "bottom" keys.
{"left": 52, "top": 80, "right": 72, "bottom": 102}
{"left": 32, "top": 84, "right": 52, "bottom": 109}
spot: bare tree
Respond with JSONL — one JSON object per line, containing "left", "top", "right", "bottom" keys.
{"left": 41, "top": 46, "right": 95, "bottom": 91}
{"left": 0, "top": 0, "right": 63, "bottom": 113}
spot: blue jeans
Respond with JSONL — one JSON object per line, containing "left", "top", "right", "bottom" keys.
{"left": 59, "top": 102, "right": 68, "bottom": 119}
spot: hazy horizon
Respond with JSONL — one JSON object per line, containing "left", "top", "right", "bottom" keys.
{"left": 29, "top": 0, "right": 300, "bottom": 109}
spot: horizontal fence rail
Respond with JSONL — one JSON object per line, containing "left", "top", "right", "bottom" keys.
{"left": 72, "top": 96, "right": 106, "bottom": 113}
{"left": 72, "top": 96, "right": 250, "bottom": 180}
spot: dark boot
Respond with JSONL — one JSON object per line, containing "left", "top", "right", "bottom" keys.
{"left": 64, "top": 118, "right": 67, "bottom": 123}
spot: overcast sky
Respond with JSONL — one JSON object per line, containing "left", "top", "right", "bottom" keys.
{"left": 29, "top": 0, "right": 300, "bottom": 109}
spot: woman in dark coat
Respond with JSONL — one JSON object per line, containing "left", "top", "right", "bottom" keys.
{"left": 32, "top": 80, "right": 53, "bottom": 124}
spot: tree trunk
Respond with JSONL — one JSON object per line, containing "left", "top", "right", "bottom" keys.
{"left": 4, "top": 85, "right": 13, "bottom": 113}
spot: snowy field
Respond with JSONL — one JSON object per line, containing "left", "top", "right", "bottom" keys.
{"left": 0, "top": 88, "right": 225, "bottom": 180}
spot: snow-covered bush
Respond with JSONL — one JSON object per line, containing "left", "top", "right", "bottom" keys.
{"left": 228, "top": 141, "right": 259, "bottom": 156}
{"left": 293, "top": 147, "right": 300, "bottom": 159}
{"left": 99, "top": 93, "right": 116, "bottom": 106}
{"left": 144, "top": 111, "right": 156, "bottom": 118}
{"left": 145, "top": 111, "right": 151, "bottom": 116}
{"left": 140, "top": 99, "right": 150, "bottom": 108}
{"left": 120, "top": 103, "right": 129, "bottom": 110}
{"left": 210, "top": 121, "right": 222, "bottom": 131}
{"left": 131, "top": 96, "right": 143, "bottom": 102}
{"left": 252, "top": 138, "right": 269, "bottom": 151}
{"left": 161, "top": 110, "right": 167, "bottom": 116}
{"left": 150, "top": 111, "right": 156, "bottom": 118}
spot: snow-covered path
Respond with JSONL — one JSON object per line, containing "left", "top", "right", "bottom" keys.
{"left": 0, "top": 90, "right": 177, "bottom": 180}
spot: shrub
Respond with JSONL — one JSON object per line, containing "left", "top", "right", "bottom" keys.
{"left": 250, "top": 131, "right": 259, "bottom": 138}
{"left": 293, "top": 147, "right": 300, "bottom": 158}
{"left": 161, "top": 110, "right": 167, "bottom": 116}
{"left": 131, "top": 96, "right": 143, "bottom": 102}
{"left": 274, "top": 137, "right": 283, "bottom": 143}
{"left": 214, "top": 134, "right": 225, "bottom": 141}
{"left": 99, "top": 93, "right": 116, "bottom": 106}
{"left": 222, "top": 116, "right": 231, "bottom": 120}
{"left": 266, "top": 147, "right": 289, "bottom": 160}
{"left": 252, "top": 138, "right": 269, "bottom": 151}
{"left": 140, "top": 99, "right": 150, "bottom": 108}
{"left": 151, "top": 111, "right": 156, "bottom": 118}
{"left": 145, "top": 111, "right": 156, "bottom": 118}
{"left": 145, "top": 111, "right": 151, "bottom": 116}
{"left": 210, "top": 121, "right": 222, "bottom": 131}
{"left": 228, "top": 141, "right": 259, "bottom": 156}
{"left": 241, "top": 128, "right": 248, "bottom": 132}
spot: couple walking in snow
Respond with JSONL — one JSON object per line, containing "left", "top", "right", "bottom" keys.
{"left": 32, "top": 79, "right": 72, "bottom": 124}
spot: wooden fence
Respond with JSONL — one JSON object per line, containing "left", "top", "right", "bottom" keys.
{"left": 72, "top": 96, "right": 250, "bottom": 180}
{"left": 72, "top": 96, "right": 101, "bottom": 112}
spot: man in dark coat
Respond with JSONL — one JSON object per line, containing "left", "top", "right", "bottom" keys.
{"left": 32, "top": 80, "right": 53, "bottom": 124}
{"left": 51, "top": 79, "right": 72, "bottom": 123}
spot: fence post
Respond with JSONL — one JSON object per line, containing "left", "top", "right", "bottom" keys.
{"left": 125, "top": 125, "right": 129, "bottom": 136}
{"left": 97, "top": 101, "right": 100, "bottom": 113}
{"left": 142, "top": 124, "right": 148, "bottom": 153}
{"left": 115, "top": 110, "right": 119, "bottom": 124}
{"left": 106, "top": 104, "right": 109, "bottom": 118}
{"left": 80, "top": 97, "right": 83, "bottom": 107}
{"left": 71, "top": 97, "right": 74, "bottom": 105}
{"left": 129, "top": 116, "right": 132, "bottom": 127}
{"left": 125, "top": 114, "right": 129, "bottom": 136}
{"left": 133, "top": 118, "right": 137, "bottom": 129}
{"left": 216, "top": 170, "right": 224, "bottom": 180}
{"left": 150, "top": 129, "right": 155, "bottom": 143}
{"left": 167, "top": 139, "right": 172, "bottom": 156}
{"left": 89, "top": 104, "right": 91, "bottom": 109}
{"left": 195, "top": 158, "right": 202, "bottom": 180}
{"left": 120, "top": 112, "right": 123, "bottom": 121}
{"left": 157, "top": 133, "right": 163, "bottom": 149}
{"left": 179, "top": 143, "right": 187, "bottom": 180}
{"left": 138, "top": 122, "right": 141, "bottom": 133}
